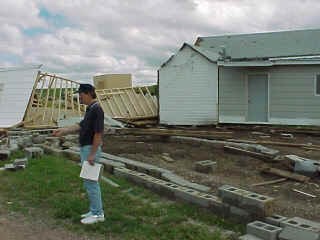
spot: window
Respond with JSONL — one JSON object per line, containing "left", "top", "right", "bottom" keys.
{"left": 316, "top": 75, "right": 320, "bottom": 95}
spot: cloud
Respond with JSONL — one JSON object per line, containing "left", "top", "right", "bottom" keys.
{"left": 1, "top": 0, "right": 320, "bottom": 84}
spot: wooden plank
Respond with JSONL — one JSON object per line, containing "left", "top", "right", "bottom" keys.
{"left": 70, "top": 82, "right": 75, "bottom": 112}
{"left": 292, "top": 188, "right": 316, "bottom": 198}
{"left": 138, "top": 87, "right": 155, "bottom": 115}
{"left": 251, "top": 178, "right": 287, "bottom": 187}
{"left": 127, "top": 89, "right": 145, "bottom": 115}
{"left": 64, "top": 80, "right": 68, "bottom": 112}
{"left": 223, "top": 146, "right": 275, "bottom": 161}
{"left": 24, "top": 71, "right": 41, "bottom": 123}
{"left": 50, "top": 76, "right": 58, "bottom": 123}
{"left": 124, "top": 89, "right": 140, "bottom": 116}
{"left": 58, "top": 78, "right": 63, "bottom": 121}
{"left": 116, "top": 88, "right": 134, "bottom": 118}
{"left": 261, "top": 167, "right": 310, "bottom": 183}
{"left": 42, "top": 75, "right": 54, "bottom": 121}
{"left": 144, "top": 86, "right": 157, "bottom": 108}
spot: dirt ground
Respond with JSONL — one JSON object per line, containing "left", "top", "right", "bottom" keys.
{"left": 0, "top": 209, "right": 104, "bottom": 240}
{"left": 103, "top": 125, "right": 320, "bottom": 222}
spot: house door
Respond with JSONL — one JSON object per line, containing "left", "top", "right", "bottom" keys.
{"left": 247, "top": 74, "right": 268, "bottom": 122}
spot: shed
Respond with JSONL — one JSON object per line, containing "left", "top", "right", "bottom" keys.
{"left": 159, "top": 29, "right": 320, "bottom": 126}
{"left": 158, "top": 43, "right": 219, "bottom": 125}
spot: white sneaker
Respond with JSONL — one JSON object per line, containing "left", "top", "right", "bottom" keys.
{"left": 81, "top": 211, "right": 92, "bottom": 218}
{"left": 81, "top": 214, "right": 105, "bottom": 224}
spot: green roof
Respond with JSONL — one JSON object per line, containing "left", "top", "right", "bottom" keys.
{"left": 195, "top": 29, "right": 320, "bottom": 60}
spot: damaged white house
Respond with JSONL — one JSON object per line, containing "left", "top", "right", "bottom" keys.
{"left": 159, "top": 29, "right": 320, "bottom": 126}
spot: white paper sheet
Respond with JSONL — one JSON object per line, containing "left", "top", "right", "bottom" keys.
{"left": 80, "top": 161, "right": 102, "bottom": 181}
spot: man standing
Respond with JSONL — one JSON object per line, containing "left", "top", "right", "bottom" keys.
{"left": 53, "top": 83, "right": 105, "bottom": 224}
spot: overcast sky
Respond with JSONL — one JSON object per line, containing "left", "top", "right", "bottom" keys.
{"left": 1, "top": 0, "right": 320, "bottom": 85}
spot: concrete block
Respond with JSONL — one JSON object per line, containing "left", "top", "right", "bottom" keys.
{"left": 4, "top": 163, "right": 16, "bottom": 171}
{"left": 279, "top": 226, "right": 320, "bottom": 240}
{"left": 17, "top": 136, "right": 33, "bottom": 148}
{"left": 8, "top": 143, "right": 19, "bottom": 152}
{"left": 0, "top": 149, "right": 10, "bottom": 160}
{"left": 280, "top": 217, "right": 320, "bottom": 233}
{"left": 45, "top": 137, "right": 61, "bottom": 148}
{"left": 13, "top": 158, "right": 28, "bottom": 167}
{"left": 24, "top": 147, "right": 44, "bottom": 159}
{"left": 218, "top": 185, "right": 274, "bottom": 217}
{"left": 32, "top": 134, "right": 46, "bottom": 144}
{"left": 195, "top": 160, "right": 216, "bottom": 173}
{"left": 265, "top": 214, "right": 287, "bottom": 227}
{"left": 247, "top": 221, "right": 282, "bottom": 240}
{"left": 239, "top": 234, "right": 263, "bottom": 240}
{"left": 229, "top": 205, "right": 253, "bottom": 223}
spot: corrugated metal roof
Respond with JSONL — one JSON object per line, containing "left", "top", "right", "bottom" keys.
{"left": 195, "top": 29, "right": 320, "bottom": 60}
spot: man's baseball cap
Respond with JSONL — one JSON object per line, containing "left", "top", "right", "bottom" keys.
{"left": 75, "top": 84, "right": 95, "bottom": 93}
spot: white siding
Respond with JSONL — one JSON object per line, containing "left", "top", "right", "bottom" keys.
{"left": 0, "top": 67, "right": 40, "bottom": 128}
{"left": 219, "top": 67, "right": 247, "bottom": 123}
{"left": 269, "top": 65, "right": 320, "bottom": 125}
{"left": 159, "top": 46, "right": 218, "bottom": 125}
{"left": 219, "top": 65, "right": 320, "bottom": 125}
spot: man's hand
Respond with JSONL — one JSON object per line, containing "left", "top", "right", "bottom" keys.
{"left": 52, "top": 128, "right": 66, "bottom": 137}
{"left": 87, "top": 154, "right": 95, "bottom": 166}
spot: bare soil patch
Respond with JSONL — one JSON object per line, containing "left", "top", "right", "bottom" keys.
{"left": 103, "top": 126, "right": 320, "bottom": 221}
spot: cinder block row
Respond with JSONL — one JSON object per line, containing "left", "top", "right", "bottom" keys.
{"left": 218, "top": 185, "right": 274, "bottom": 218}
{"left": 101, "top": 152, "right": 171, "bottom": 178}
{"left": 113, "top": 167, "right": 225, "bottom": 214}
{"left": 280, "top": 217, "right": 320, "bottom": 233}
{"left": 161, "top": 172, "right": 210, "bottom": 193}
{"left": 247, "top": 221, "right": 282, "bottom": 240}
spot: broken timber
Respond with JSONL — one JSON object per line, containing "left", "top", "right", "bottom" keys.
{"left": 24, "top": 72, "right": 85, "bottom": 128}
{"left": 262, "top": 167, "right": 310, "bottom": 183}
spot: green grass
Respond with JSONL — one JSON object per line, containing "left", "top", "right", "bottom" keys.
{"left": 0, "top": 153, "right": 243, "bottom": 239}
